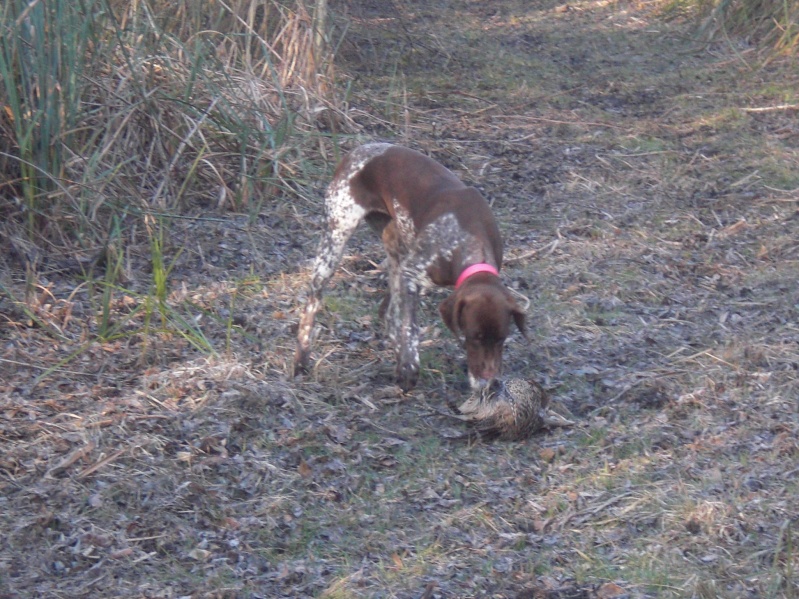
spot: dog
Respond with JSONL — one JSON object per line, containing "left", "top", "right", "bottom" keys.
{"left": 293, "top": 143, "right": 526, "bottom": 391}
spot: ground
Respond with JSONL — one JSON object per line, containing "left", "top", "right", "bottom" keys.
{"left": 2, "top": 0, "right": 799, "bottom": 597}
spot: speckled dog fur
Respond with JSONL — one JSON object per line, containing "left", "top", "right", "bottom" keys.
{"left": 293, "top": 143, "right": 526, "bottom": 391}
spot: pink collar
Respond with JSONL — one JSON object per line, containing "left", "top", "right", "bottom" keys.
{"left": 455, "top": 263, "right": 499, "bottom": 289}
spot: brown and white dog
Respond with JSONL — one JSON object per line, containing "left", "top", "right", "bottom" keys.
{"left": 293, "top": 143, "right": 526, "bottom": 391}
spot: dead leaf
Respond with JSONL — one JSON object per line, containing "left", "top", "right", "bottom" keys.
{"left": 597, "top": 582, "right": 627, "bottom": 598}
{"left": 420, "top": 582, "right": 437, "bottom": 599}
{"left": 532, "top": 517, "right": 547, "bottom": 533}
{"left": 538, "top": 447, "right": 557, "bottom": 462}
{"left": 188, "top": 547, "right": 211, "bottom": 561}
{"left": 298, "top": 459, "right": 313, "bottom": 479}
{"left": 721, "top": 219, "right": 747, "bottom": 236}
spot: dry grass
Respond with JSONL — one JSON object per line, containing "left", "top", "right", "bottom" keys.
{"left": 695, "top": 0, "right": 799, "bottom": 58}
{"left": 1, "top": 0, "right": 351, "bottom": 364}
{"left": 0, "top": 0, "right": 347, "bottom": 263}
{"left": 2, "top": 0, "right": 799, "bottom": 597}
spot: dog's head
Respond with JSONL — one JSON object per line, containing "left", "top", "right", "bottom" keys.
{"left": 439, "top": 280, "right": 527, "bottom": 390}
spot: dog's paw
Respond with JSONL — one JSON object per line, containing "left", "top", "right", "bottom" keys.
{"left": 292, "top": 348, "right": 311, "bottom": 377}
{"left": 396, "top": 362, "right": 419, "bottom": 392}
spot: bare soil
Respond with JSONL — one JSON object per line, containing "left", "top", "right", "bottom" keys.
{"left": 2, "top": 0, "right": 799, "bottom": 597}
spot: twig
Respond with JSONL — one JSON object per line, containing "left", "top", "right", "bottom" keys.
{"left": 676, "top": 349, "right": 736, "bottom": 368}
{"left": 493, "top": 114, "right": 629, "bottom": 136}
{"left": 507, "top": 286, "right": 531, "bottom": 312}
{"left": 742, "top": 104, "right": 799, "bottom": 113}
{"left": 77, "top": 447, "right": 128, "bottom": 480}
{"left": 763, "top": 184, "right": 799, "bottom": 197}
{"left": 45, "top": 443, "right": 96, "bottom": 478}
{"left": 506, "top": 239, "right": 560, "bottom": 264}
{"left": 0, "top": 357, "right": 92, "bottom": 377}
{"left": 573, "top": 492, "right": 634, "bottom": 525}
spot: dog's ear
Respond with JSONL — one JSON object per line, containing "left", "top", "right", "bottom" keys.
{"left": 506, "top": 292, "right": 528, "bottom": 342}
{"left": 439, "top": 293, "right": 464, "bottom": 340}
{"left": 512, "top": 304, "right": 528, "bottom": 341}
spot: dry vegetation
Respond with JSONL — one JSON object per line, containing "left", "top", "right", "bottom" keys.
{"left": 1, "top": 0, "right": 799, "bottom": 597}
{"left": 693, "top": 0, "right": 799, "bottom": 58}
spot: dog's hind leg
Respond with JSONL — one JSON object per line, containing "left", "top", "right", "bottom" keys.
{"left": 293, "top": 189, "right": 365, "bottom": 376}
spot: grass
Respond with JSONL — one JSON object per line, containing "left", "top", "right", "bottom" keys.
{"left": 697, "top": 0, "right": 799, "bottom": 58}
{"left": 0, "top": 0, "right": 348, "bottom": 367}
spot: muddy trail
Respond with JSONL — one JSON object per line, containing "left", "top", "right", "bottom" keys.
{"left": 2, "top": 0, "right": 798, "bottom": 597}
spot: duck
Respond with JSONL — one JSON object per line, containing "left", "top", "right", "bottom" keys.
{"left": 454, "top": 378, "right": 572, "bottom": 441}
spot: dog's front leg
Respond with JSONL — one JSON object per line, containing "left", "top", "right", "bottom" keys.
{"left": 393, "top": 267, "right": 421, "bottom": 391}
{"left": 382, "top": 224, "right": 420, "bottom": 390}
{"left": 383, "top": 258, "right": 420, "bottom": 390}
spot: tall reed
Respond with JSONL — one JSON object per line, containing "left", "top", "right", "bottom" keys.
{"left": 1, "top": 0, "right": 345, "bottom": 249}
{"left": 1, "top": 0, "right": 350, "bottom": 350}
{"left": 0, "top": 0, "right": 99, "bottom": 237}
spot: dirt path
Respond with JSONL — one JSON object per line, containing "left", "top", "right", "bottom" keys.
{"left": 2, "top": 0, "right": 798, "bottom": 597}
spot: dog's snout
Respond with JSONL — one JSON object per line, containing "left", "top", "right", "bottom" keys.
{"left": 469, "top": 362, "right": 501, "bottom": 390}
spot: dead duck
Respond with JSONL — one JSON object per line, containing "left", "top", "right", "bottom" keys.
{"left": 453, "top": 378, "right": 572, "bottom": 441}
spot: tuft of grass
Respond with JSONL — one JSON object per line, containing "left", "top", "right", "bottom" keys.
{"left": 694, "top": 0, "right": 799, "bottom": 58}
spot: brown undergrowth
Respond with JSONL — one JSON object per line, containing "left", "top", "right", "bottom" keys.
{"left": 2, "top": 0, "right": 799, "bottom": 597}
